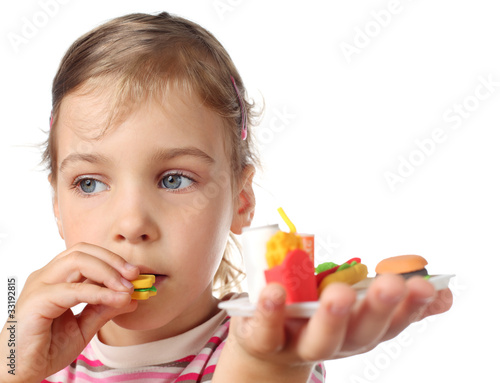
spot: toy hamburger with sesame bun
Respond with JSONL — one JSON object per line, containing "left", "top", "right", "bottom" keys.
{"left": 375, "top": 255, "right": 429, "bottom": 279}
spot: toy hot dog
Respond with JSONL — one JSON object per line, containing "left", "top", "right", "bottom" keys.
{"left": 316, "top": 258, "right": 368, "bottom": 296}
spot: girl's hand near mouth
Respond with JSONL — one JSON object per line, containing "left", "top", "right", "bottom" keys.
{"left": 0, "top": 242, "right": 140, "bottom": 383}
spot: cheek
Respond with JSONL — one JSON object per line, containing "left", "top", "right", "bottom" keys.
{"left": 179, "top": 208, "right": 229, "bottom": 267}
{"left": 57, "top": 194, "right": 104, "bottom": 246}
{"left": 170, "top": 187, "right": 233, "bottom": 277}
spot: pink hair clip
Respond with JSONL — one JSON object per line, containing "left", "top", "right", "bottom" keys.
{"left": 231, "top": 76, "right": 247, "bottom": 140}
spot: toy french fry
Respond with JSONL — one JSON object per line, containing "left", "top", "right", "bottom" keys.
{"left": 265, "top": 249, "right": 318, "bottom": 304}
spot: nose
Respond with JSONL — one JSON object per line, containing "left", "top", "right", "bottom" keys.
{"left": 111, "top": 186, "right": 160, "bottom": 244}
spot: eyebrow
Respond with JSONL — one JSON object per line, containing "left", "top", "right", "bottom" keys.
{"left": 59, "top": 146, "right": 215, "bottom": 173}
{"left": 150, "top": 147, "right": 215, "bottom": 165}
{"left": 59, "top": 153, "right": 109, "bottom": 173}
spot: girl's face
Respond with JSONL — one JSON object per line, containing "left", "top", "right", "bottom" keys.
{"left": 51, "top": 86, "right": 251, "bottom": 345}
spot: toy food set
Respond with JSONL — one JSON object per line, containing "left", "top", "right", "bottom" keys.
{"left": 131, "top": 274, "right": 157, "bottom": 300}
{"left": 219, "top": 208, "right": 454, "bottom": 317}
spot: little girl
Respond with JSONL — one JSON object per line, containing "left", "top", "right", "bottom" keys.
{"left": 0, "top": 12, "right": 451, "bottom": 383}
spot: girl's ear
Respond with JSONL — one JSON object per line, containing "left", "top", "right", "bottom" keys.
{"left": 48, "top": 174, "right": 64, "bottom": 240}
{"left": 230, "top": 165, "right": 256, "bottom": 234}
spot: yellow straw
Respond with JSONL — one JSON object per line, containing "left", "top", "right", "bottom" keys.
{"left": 277, "top": 207, "right": 296, "bottom": 233}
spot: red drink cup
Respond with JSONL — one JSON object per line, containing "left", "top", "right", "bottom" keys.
{"left": 299, "top": 234, "right": 314, "bottom": 265}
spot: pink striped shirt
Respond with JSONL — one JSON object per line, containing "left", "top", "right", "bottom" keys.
{"left": 42, "top": 297, "right": 326, "bottom": 383}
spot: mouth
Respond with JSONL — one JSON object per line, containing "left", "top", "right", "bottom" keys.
{"left": 136, "top": 267, "right": 167, "bottom": 279}
{"left": 152, "top": 274, "right": 168, "bottom": 284}
{"left": 140, "top": 272, "right": 168, "bottom": 284}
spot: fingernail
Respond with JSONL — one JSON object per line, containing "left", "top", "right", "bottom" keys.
{"left": 124, "top": 262, "right": 137, "bottom": 271}
{"left": 263, "top": 288, "right": 286, "bottom": 311}
{"left": 121, "top": 278, "right": 134, "bottom": 290}
{"left": 378, "top": 291, "right": 404, "bottom": 304}
{"left": 329, "top": 303, "right": 350, "bottom": 316}
{"left": 271, "top": 289, "right": 286, "bottom": 305}
{"left": 263, "top": 298, "right": 277, "bottom": 311}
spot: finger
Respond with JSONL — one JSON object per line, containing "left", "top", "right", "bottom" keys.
{"left": 77, "top": 301, "right": 138, "bottom": 344}
{"left": 45, "top": 301, "right": 138, "bottom": 365}
{"left": 343, "top": 274, "right": 406, "bottom": 352}
{"left": 51, "top": 242, "right": 139, "bottom": 279}
{"left": 296, "top": 283, "right": 356, "bottom": 361}
{"left": 380, "top": 276, "right": 437, "bottom": 342}
{"left": 32, "top": 283, "right": 132, "bottom": 320}
{"left": 42, "top": 251, "right": 137, "bottom": 293}
{"left": 233, "top": 284, "right": 287, "bottom": 355}
{"left": 421, "top": 288, "right": 453, "bottom": 317}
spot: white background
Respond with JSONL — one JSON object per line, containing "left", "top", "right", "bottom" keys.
{"left": 1, "top": 1, "right": 498, "bottom": 382}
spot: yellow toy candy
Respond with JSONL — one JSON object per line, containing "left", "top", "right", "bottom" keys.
{"left": 131, "top": 274, "right": 157, "bottom": 300}
{"left": 318, "top": 263, "right": 368, "bottom": 296}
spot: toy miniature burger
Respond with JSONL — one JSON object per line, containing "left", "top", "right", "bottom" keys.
{"left": 375, "top": 255, "right": 429, "bottom": 279}
{"left": 131, "top": 274, "right": 157, "bottom": 300}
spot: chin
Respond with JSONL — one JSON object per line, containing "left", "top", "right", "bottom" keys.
{"left": 111, "top": 301, "right": 178, "bottom": 331}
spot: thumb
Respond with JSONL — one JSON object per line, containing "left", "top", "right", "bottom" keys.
{"left": 232, "top": 284, "right": 287, "bottom": 355}
{"left": 77, "top": 301, "right": 138, "bottom": 344}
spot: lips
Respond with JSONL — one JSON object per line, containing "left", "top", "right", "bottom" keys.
{"left": 152, "top": 274, "right": 167, "bottom": 285}
{"left": 135, "top": 267, "right": 167, "bottom": 279}
{"left": 132, "top": 268, "right": 168, "bottom": 293}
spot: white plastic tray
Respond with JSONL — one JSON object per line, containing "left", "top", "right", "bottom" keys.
{"left": 218, "top": 274, "right": 454, "bottom": 318}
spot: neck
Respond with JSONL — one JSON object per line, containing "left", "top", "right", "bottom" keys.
{"left": 98, "top": 286, "right": 220, "bottom": 346}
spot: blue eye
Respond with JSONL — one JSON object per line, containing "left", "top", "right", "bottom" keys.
{"left": 76, "top": 178, "right": 108, "bottom": 194}
{"left": 160, "top": 173, "right": 194, "bottom": 190}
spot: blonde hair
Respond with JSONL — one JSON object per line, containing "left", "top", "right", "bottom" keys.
{"left": 42, "top": 12, "right": 260, "bottom": 297}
